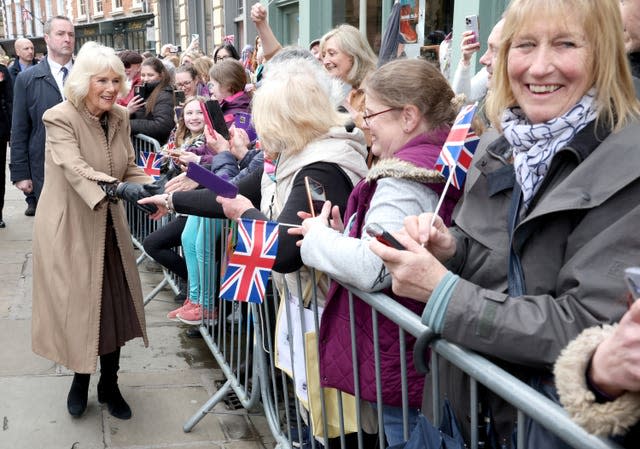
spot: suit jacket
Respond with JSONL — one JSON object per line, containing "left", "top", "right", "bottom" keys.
{"left": 0, "top": 64, "right": 12, "bottom": 139}
{"left": 9, "top": 58, "right": 64, "bottom": 198}
{"left": 8, "top": 59, "right": 38, "bottom": 86}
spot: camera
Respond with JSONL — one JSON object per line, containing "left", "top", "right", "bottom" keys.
{"left": 170, "top": 45, "right": 182, "bottom": 53}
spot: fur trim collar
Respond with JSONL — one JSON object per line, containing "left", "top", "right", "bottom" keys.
{"left": 554, "top": 325, "right": 640, "bottom": 436}
{"left": 367, "top": 157, "right": 444, "bottom": 184}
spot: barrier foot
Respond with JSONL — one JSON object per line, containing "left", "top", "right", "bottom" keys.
{"left": 143, "top": 276, "right": 168, "bottom": 306}
{"left": 183, "top": 378, "right": 233, "bottom": 432}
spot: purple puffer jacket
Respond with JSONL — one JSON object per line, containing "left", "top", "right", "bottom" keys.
{"left": 318, "top": 131, "right": 461, "bottom": 407}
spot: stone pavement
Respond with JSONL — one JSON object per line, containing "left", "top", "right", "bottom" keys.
{"left": 0, "top": 166, "right": 276, "bottom": 449}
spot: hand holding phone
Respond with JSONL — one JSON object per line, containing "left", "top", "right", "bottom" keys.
{"left": 464, "top": 15, "right": 480, "bottom": 45}
{"left": 304, "top": 176, "right": 327, "bottom": 217}
{"left": 364, "top": 223, "right": 406, "bottom": 250}
{"left": 202, "top": 100, "right": 230, "bottom": 140}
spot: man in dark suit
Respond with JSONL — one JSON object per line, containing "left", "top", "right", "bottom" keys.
{"left": 8, "top": 38, "right": 37, "bottom": 86}
{"left": 0, "top": 63, "right": 12, "bottom": 228}
{"left": 10, "top": 16, "right": 74, "bottom": 216}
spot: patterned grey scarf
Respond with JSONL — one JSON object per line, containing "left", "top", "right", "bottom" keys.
{"left": 501, "top": 89, "right": 597, "bottom": 209}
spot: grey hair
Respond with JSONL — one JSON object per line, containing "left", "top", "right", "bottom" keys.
{"left": 44, "top": 16, "right": 72, "bottom": 35}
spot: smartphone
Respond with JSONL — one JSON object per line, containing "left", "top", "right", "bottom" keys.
{"left": 174, "top": 106, "right": 184, "bottom": 121}
{"left": 304, "top": 176, "right": 327, "bottom": 217}
{"left": 186, "top": 162, "right": 238, "bottom": 198}
{"left": 464, "top": 15, "right": 480, "bottom": 45}
{"left": 191, "top": 34, "right": 199, "bottom": 42}
{"left": 134, "top": 83, "right": 150, "bottom": 100}
{"left": 364, "top": 223, "right": 406, "bottom": 250}
{"left": 624, "top": 266, "right": 640, "bottom": 299}
{"left": 203, "top": 99, "right": 230, "bottom": 140}
{"left": 234, "top": 112, "right": 257, "bottom": 142}
{"left": 174, "top": 89, "right": 185, "bottom": 105}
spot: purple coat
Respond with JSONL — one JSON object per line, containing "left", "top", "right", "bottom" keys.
{"left": 318, "top": 130, "right": 461, "bottom": 407}
{"left": 220, "top": 91, "right": 251, "bottom": 126}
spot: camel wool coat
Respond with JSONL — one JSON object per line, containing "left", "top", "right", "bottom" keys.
{"left": 32, "top": 101, "right": 152, "bottom": 373}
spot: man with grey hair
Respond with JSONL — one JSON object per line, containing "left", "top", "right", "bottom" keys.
{"left": 10, "top": 16, "right": 74, "bottom": 216}
{"left": 8, "top": 38, "right": 37, "bottom": 86}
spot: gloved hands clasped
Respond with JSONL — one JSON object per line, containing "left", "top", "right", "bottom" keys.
{"left": 99, "top": 181, "right": 163, "bottom": 214}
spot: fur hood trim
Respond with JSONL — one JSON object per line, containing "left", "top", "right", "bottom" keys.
{"left": 554, "top": 324, "right": 640, "bottom": 436}
{"left": 367, "top": 157, "right": 444, "bottom": 184}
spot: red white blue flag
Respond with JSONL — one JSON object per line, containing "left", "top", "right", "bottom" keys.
{"left": 220, "top": 218, "right": 279, "bottom": 304}
{"left": 435, "top": 102, "right": 480, "bottom": 189}
{"left": 138, "top": 151, "right": 164, "bottom": 180}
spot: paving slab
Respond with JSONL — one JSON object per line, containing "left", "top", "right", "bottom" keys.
{"left": 0, "top": 164, "right": 272, "bottom": 449}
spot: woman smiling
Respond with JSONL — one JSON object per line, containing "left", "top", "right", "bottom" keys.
{"left": 370, "top": 0, "right": 640, "bottom": 446}
{"left": 33, "top": 42, "right": 154, "bottom": 420}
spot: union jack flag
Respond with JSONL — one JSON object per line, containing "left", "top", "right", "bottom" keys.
{"left": 220, "top": 219, "right": 279, "bottom": 304}
{"left": 435, "top": 102, "right": 480, "bottom": 189}
{"left": 138, "top": 151, "right": 164, "bottom": 179}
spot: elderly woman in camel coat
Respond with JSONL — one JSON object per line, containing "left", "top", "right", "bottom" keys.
{"left": 31, "top": 42, "right": 153, "bottom": 420}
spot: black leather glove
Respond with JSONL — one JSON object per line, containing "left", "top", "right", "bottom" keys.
{"left": 98, "top": 181, "right": 120, "bottom": 203}
{"left": 115, "top": 182, "right": 159, "bottom": 214}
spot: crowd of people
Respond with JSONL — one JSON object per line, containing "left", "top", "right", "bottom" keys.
{"left": 2, "top": 0, "right": 640, "bottom": 448}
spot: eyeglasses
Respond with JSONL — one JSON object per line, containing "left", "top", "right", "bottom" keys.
{"left": 175, "top": 80, "right": 193, "bottom": 88}
{"left": 362, "top": 107, "right": 400, "bottom": 126}
{"left": 215, "top": 55, "right": 231, "bottom": 62}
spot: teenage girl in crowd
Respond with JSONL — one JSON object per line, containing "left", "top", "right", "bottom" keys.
{"left": 127, "top": 57, "right": 175, "bottom": 145}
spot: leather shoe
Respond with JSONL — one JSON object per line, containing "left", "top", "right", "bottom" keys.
{"left": 24, "top": 204, "right": 36, "bottom": 216}
{"left": 0, "top": 219, "right": 5, "bottom": 228}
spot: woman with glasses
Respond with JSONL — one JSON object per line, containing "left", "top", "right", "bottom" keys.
{"left": 213, "top": 43, "right": 240, "bottom": 63}
{"left": 291, "top": 59, "right": 464, "bottom": 446}
{"left": 175, "top": 64, "right": 210, "bottom": 102}
{"left": 128, "top": 57, "right": 175, "bottom": 145}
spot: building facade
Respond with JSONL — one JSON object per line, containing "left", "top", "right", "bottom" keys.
{"left": 1, "top": 0, "right": 509, "bottom": 77}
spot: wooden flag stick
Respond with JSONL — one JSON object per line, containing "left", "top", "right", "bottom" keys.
{"left": 430, "top": 168, "right": 455, "bottom": 229}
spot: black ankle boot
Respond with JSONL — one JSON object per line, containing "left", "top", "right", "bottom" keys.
{"left": 67, "top": 373, "right": 90, "bottom": 417}
{"left": 97, "top": 349, "right": 132, "bottom": 420}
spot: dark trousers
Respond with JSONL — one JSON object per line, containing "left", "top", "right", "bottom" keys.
{"left": 0, "top": 137, "right": 5, "bottom": 217}
{"left": 142, "top": 214, "right": 188, "bottom": 281}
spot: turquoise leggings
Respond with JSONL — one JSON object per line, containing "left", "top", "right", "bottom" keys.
{"left": 181, "top": 216, "right": 222, "bottom": 308}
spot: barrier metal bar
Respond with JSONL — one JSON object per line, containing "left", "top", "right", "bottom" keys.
{"left": 177, "top": 216, "right": 623, "bottom": 449}
{"left": 128, "top": 134, "right": 180, "bottom": 305}
{"left": 346, "top": 286, "right": 622, "bottom": 449}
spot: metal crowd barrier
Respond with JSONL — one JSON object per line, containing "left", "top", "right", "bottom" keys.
{"left": 173, "top": 217, "right": 623, "bottom": 449}
{"left": 128, "top": 134, "right": 180, "bottom": 305}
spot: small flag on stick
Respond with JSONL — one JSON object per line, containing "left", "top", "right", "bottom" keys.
{"left": 434, "top": 102, "right": 480, "bottom": 190}
{"left": 220, "top": 218, "right": 279, "bottom": 304}
{"left": 430, "top": 103, "right": 480, "bottom": 228}
{"left": 138, "top": 151, "right": 164, "bottom": 179}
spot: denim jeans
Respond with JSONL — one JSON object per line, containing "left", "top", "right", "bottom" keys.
{"left": 371, "top": 403, "right": 421, "bottom": 447}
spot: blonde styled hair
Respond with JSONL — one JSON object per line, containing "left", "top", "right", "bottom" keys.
{"left": 252, "top": 58, "right": 350, "bottom": 155}
{"left": 486, "top": 0, "right": 639, "bottom": 133}
{"left": 64, "top": 41, "right": 127, "bottom": 109}
{"left": 320, "top": 24, "right": 377, "bottom": 88}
